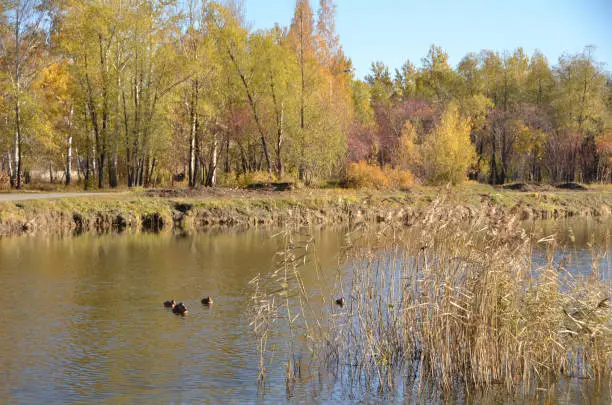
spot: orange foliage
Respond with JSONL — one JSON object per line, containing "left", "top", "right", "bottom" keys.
{"left": 346, "top": 161, "right": 414, "bottom": 190}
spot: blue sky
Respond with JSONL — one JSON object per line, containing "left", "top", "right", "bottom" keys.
{"left": 241, "top": 0, "right": 612, "bottom": 78}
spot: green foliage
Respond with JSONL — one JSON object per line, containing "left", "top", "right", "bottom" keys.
{"left": 553, "top": 48, "right": 608, "bottom": 133}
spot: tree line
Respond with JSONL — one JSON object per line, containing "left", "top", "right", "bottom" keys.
{"left": 0, "top": 0, "right": 610, "bottom": 190}
{"left": 358, "top": 45, "right": 612, "bottom": 185}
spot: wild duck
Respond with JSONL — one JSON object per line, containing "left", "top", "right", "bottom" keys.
{"left": 172, "top": 302, "right": 188, "bottom": 316}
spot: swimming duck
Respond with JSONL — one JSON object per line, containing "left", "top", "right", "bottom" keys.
{"left": 163, "top": 300, "right": 176, "bottom": 308}
{"left": 172, "top": 302, "right": 189, "bottom": 316}
{"left": 201, "top": 296, "right": 214, "bottom": 306}
{"left": 336, "top": 297, "right": 345, "bottom": 307}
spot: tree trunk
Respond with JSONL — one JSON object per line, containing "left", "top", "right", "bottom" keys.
{"left": 75, "top": 150, "right": 81, "bottom": 183}
{"left": 7, "top": 151, "right": 13, "bottom": 185}
{"left": 149, "top": 157, "right": 156, "bottom": 187}
{"left": 66, "top": 133, "right": 72, "bottom": 186}
{"left": 97, "top": 153, "right": 106, "bottom": 189}
{"left": 276, "top": 104, "right": 284, "bottom": 178}
{"left": 188, "top": 81, "right": 198, "bottom": 188}
{"left": 14, "top": 96, "right": 23, "bottom": 189}
{"left": 13, "top": 126, "right": 20, "bottom": 189}
{"left": 226, "top": 49, "right": 272, "bottom": 176}
{"left": 108, "top": 153, "right": 118, "bottom": 188}
{"left": 206, "top": 132, "right": 218, "bottom": 187}
{"left": 489, "top": 136, "right": 497, "bottom": 185}
{"left": 84, "top": 154, "right": 90, "bottom": 191}
{"left": 13, "top": 13, "right": 22, "bottom": 190}
{"left": 225, "top": 131, "right": 231, "bottom": 173}
{"left": 189, "top": 123, "right": 196, "bottom": 187}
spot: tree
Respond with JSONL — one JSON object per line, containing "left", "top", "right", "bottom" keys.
{"left": 420, "top": 102, "right": 475, "bottom": 185}
{"left": 365, "top": 61, "right": 394, "bottom": 105}
{"left": 457, "top": 53, "right": 483, "bottom": 98}
{"left": 289, "top": 0, "right": 315, "bottom": 133}
{"left": 315, "top": 0, "right": 339, "bottom": 70}
{"left": 1, "top": 0, "right": 47, "bottom": 188}
{"left": 526, "top": 50, "right": 554, "bottom": 107}
{"left": 554, "top": 47, "right": 607, "bottom": 134}
{"left": 394, "top": 59, "right": 417, "bottom": 101}
{"left": 35, "top": 60, "right": 75, "bottom": 185}
{"left": 416, "top": 45, "right": 457, "bottom": 105}
{"left": 209, "top": 1, "right": 274, "bottom": 177}
{"left": 253, "top": 26, "right": 299, "bottom": 178}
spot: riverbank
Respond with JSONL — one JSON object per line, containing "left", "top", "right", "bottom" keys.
{"left": 1, "top": 183, "right": 611, "bottom": 236}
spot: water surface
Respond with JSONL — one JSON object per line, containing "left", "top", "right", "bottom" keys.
{"left": 0, "top": 219, "right": 610, "bottom": 404}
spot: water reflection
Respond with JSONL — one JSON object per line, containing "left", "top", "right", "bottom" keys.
{"left": 525, "top": 217, "right": 611, "bottom": 280}
{"left": 0, "top": 220, "right": 610, "bottom": 404}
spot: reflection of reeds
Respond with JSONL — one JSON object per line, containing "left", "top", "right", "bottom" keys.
{"left": 249, "top": 195, "right": 611, "bottom": 396}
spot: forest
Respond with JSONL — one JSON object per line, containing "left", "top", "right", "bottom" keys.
{"left": 1, "top": 0, "right": 611, "bottom": 190}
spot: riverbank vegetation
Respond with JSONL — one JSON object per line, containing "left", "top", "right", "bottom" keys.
{"left": 1, "top": 184, "right": 611, "bottom": 236}
{"left": 0, "top": 1, "right": 611, "bottom": 192}
{"left": 248, "top": 198, "right": 611, "bottom": 397}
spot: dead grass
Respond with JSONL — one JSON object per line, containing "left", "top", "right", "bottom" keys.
{"left": 248, "top": 194, "right": 611, "bottom": 396}
{"left": 1, "top": 184, "right": 611, "bottom": 236}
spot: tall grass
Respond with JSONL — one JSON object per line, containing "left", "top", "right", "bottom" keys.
{"left": 248, "top": 196, "right": 611, "bottom": 397}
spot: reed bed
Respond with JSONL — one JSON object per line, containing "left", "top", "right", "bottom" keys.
{"left": 248, "top": 196, "right": 611, "bottom": 397}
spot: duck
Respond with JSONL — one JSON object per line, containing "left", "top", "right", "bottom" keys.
{"left": 172, "top": 302, "right": 189, "bottom": 316}
{"left": 335, "top": 297, "right": 345, "bottom": 307}
{"left": 201, "top": 296, "right": 214, "bottom": 306}
{"left": 163, "top": 300, "right": 176, "bottom": 308}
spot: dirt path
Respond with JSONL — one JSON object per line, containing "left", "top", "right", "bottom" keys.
{"left": 0, "top": 193, "right": 108, "bottom": 202}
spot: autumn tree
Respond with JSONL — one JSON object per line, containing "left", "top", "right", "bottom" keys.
{"left": 554, "top": 47, "right": 607, "bottom": 134}
{"left": 289, "top": 0, "right": 315, "bottom": 134}
{"left": 420, "top": 102, "right": 476, "bottom": 185}
{"left": 0, "top": 0, "right": 47, "bottom": 188}
{"left": 35, "top": 60, "right": 75, "bottom": 185}
{"left": 416, "top": 45, "right": 457, "bottom": 105}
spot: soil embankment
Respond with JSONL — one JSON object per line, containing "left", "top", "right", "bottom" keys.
{"left": 1, "top": 185, "right": 611, "bottom": 237}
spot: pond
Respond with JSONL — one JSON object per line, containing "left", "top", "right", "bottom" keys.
{"left": 0, "top": 218, "right": 610, "bottom": 404}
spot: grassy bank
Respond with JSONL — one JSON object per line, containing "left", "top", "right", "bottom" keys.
{"left": 1, "top": 183, "right": 611, "bottom": 237}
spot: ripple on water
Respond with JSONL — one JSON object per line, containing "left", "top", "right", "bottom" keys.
{"left": 0, "top": 226, "right": 610, "bottom": 404}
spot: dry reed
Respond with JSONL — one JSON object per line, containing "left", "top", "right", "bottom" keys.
{"left": 248, "top": 195, "right": 611, "bottom": 397}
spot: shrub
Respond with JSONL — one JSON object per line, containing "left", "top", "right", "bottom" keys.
{"left": 216, "top": 172, "right": 240, "bottom": 189}
{"left": 152, "top": 168, "right": 173, "bottom": 187}
{"left": 346, "top": 161, "right": 389, "bottom": 189}
{"left": 0, "top": 172, "right": 11, "bottom": 191}
{"left": 346, "top": 161, "right": 415, "bottom": 190}
{"left": 386, "top": 167, "right": 415, "bottom": 190}
{"left": 237, "top": 171, "right": 274, "bottom": 188}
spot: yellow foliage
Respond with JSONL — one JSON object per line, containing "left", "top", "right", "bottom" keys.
{"left": 393, "top": 121, "right": 419, "bottom": 170}
{"left": 0, "top": 172, "right": 10, "bottom": 191}
{"left": 386, "top": 168, "right": 415, "bottom": 190}
{"left": 516, "top": 123, "right": 549, "bottom": 161}
{"left": 346, "top": 161, "right": 414, "bottom": 190}
{"left": 217, "top": 172, "right": 241, "bottom": 189}
{"left": 237, "top": 171, "right": 274, "bottom": 188}
{"left": 420, "top": 102, "right": 476, "bottom": 185}
{"left": 459, "top": 94, "right": 494, "bottom": 131}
